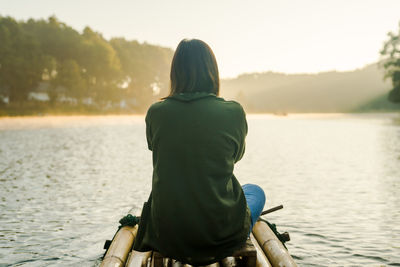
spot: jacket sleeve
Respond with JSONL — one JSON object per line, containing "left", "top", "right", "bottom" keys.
{"left": 234, "top": 105, "right": 248, "bottom": 163}
{"left": 145, "top": 108, "right": 153, "bottom": 151}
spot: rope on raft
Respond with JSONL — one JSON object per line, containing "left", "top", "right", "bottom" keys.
{"left": 119, "top": 214, "right": 140, "bottom": 228}
{"left": 258, "top": 218, "right": 290, "bottom": 249}
{"left": 103, "top": 214, "right": 140, "bottom": 257}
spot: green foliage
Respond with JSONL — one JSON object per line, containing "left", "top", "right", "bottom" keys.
{"left": 0, "top": 16, "right": 46, "bottom": 103}
{"left": 0, "top": 15, "right": 174, "bottom": 113}
{"left": 110, "top": 38, "right": 172, "bottom": 111}
{"left": 380, "top": 21, "right": 400, "bottom": 103}
{"left": 53, "top": 59, "right": 86, "bottom": 102}
{"left": 355, "top": 92, "right": 400, "bottom": 112}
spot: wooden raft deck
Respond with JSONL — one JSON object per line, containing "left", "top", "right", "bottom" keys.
{"left": 100, "top": 221, "right": 297, "bottom": 267}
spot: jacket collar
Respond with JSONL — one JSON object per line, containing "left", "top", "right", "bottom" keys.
{"left": 165, "top": 92, "right": 217, "bottom": 102}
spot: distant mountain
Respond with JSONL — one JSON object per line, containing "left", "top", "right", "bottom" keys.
{"left": 221, "top": 64, "right": 394, "bottom": 113}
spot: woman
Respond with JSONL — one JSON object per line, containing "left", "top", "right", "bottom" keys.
{"left": 133, "top": 39, "right": 265, "bottom": 265}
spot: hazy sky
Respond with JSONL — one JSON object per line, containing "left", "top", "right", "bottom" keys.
{"left": 1, "top": 0, "right": 400, "bottom": 78}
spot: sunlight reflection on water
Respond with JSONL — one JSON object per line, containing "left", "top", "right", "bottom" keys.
{"left": 0, "top": 114, "right": 399, "bottom": 266}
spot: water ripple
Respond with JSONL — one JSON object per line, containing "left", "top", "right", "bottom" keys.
{"left": 1, "top": 114, "right": 399, "bottom": 266}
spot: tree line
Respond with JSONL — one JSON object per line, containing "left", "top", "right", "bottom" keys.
{"left": 0, "top": 16, "right": 173, "bottom": 113}
{"left": 0, "top": 16, "right": 398, "bottom": 115}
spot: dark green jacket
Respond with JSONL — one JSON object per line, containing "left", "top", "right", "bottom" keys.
{"left": 133, "top": 92, "right": 251, "bottom": 265}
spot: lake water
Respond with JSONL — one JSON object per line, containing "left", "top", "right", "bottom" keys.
{"left": 0, "top": 114, "right": 399, "bottom": 267}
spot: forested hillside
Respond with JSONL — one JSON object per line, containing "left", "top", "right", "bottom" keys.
{"left": 1, "top": 16, "right": 398, "bottom": 115}
{"left": 221, "top": 64, "right": 393, "bottom": 113}
{"left": 0, "top": 16, "right": 173, "bottom": 114}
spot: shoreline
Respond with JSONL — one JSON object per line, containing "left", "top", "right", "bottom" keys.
{"left": 1, "top": 110, "right": 399, "bottom": 118}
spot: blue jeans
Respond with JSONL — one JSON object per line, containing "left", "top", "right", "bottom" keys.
{"left": 242, "top": 184, "right": 266, "bottom": 232}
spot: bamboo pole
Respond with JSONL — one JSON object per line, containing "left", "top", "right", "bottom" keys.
{"left": 171, "top": 259, "right": 184, "bottom": 267}
{"left": 221, "top": 256, "right": 237, "bottom": 267}
{"left": 163, "top": 257, "right": 171, "bottom": 267}
{"left": 100, "top": 225, "right": 139, "bottom": 267}
{"left": 126, "top": 250, "right": 153, "bottom": 267}
{"left": 260, "top": 205, "right": 283, "bottom": 216}
{"left": 250, "top": 234, "right": 272, "bottom": 267}
{"left": 151, "top": 252, "right": 156, "bottom": 267}
{"left": 252, "top": 221, "right": 297, "bottom": 267}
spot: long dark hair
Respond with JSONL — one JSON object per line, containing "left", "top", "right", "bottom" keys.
{"left": 169, "top": 39, "right": 220, "bottom": 96}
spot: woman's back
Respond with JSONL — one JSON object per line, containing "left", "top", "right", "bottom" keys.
{"left": 133, "top": 39, "right": 252, "bottom": 265}
{"left": 134, "top": 92, "right": 250, "bottom": 265}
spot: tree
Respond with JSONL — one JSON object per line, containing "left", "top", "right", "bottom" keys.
{"left": 110, "top": 38, "right": 173, "bottom": 111}
{"left": 52, "top": 59, "right": 86, "bottom": 104}
{"left": 0, "top": 16, "right": 45, "bottom": 104}
{"left": 381, "top": 21, "right": 400, "bottom": 103}
{"left": 23, "top": 16, "right": 87, "bottom": 103}
{"left": 80, "top": 27, "right": 122, "bottom": 106}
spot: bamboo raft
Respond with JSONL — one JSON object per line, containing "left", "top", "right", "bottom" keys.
{"left": 100, "top": 209, "right": 297, "bottom": 267}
